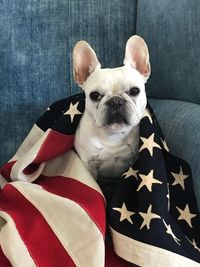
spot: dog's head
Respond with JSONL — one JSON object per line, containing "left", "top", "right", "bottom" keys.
{"left": 73, "top": 35, "right": 150, "bottom": 133}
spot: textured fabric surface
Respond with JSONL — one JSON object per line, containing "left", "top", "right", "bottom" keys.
{"left": 137, "top": 0, "right": 200, "bottom": 104}
{"left": 150, "top": 98, "right": 200, "bottom": 207}
{"left": 1, "top": 94, "right": 199, "bottom": 266}
{"left": 0, "top": 0, "right": 136, "bottom": 166}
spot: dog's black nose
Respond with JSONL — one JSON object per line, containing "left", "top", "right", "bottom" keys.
{"left": 106, "top": 96, "right": 125, "bottom": 109}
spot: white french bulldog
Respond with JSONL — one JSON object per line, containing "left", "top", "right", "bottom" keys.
{"left": 73, "top": 35, "right": 150, "bottom": 186}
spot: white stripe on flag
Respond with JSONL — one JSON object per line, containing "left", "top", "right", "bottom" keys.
{"left": 42, "top": 150, "right": 104, "bottom": 196}
{"left": 0, "top": 174, "right": 8, "bottom": 189}
{"left": 11, "top": 124, "right": 44, "bottom": 161}
{"left": 10, "top": 128, "right": 49, "bottom": 182}
{"left": 0, "top": 211, "right": 36, "bottom": 267}
{"left": 110, "top": 227, "right": 200, "bottom": 267}
{"left": 13, "top": 182, "right": 105, "bottom": 267}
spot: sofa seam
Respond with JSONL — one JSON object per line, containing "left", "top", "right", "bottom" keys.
{"left": 135, "top": 0, "right": 138, "bottom": 34}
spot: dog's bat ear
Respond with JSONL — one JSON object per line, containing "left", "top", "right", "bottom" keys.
{"left": 73, "top": 41, "right": 101, "bottom": 87}
{"left": 124, "top": 35, "right": 151, "bottom": 81}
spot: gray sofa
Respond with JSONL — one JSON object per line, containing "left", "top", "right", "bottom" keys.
{"left": 0, "top": 0, "right": 199, "bottom": 207}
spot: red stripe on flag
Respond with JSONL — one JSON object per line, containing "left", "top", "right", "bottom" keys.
{"left": 23, "top": 130, "right": 74, "bottom": 175}
{"left": 23, "top": 163, "right": 40, "bottom": 175}
{"left": 0, "top": 161, "right": 16, "bottom": 182}
{"left": 34, "top": 130, "right": 74, "bottom": 163}
{"left": 105, "top": 241, "right": 136, "bottom": 267}
{"left": 0, "top": 246, "right": 12, "bottom": 267}
{"left": 0, "top": 184, "right": 76, "bottom": 267}
{"left": 37, "top": 175, "right": 106, "bottom": 237}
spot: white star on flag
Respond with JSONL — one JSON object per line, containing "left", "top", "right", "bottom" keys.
{"left": 176, "top": 204, "right": 197, "bottom": 228}
{"left": 161, "top": 138, "right": 169, "bottom": 152}
{"left": 122, "top": 167, "right": 138, "bottom": 179}
{"left": 186, "top": 237, "right": 200, "bottom": 252}
{"left": 143, "top": 109, "right": 153, "bottom": 124}
{"left": 139, "top": 204, "right": 161, "bottom": 230}
{"left": 63, "top": 102, "right": 82, "bottom": 123}
{"left": 171, "top": 166, "right": 189, "bottom": 190}
{"left": 162, "top": 219, "right": 181, "bottom": 245}
{"left": 139, "top": 133, "right": 161, "bottom": 156}
{"left": 137, "top": 170, "right": 162, "bottom": 192}
{"left": 113, "top": 203, "right": 135, "bottom": 224}
{"left": 166, "top": 183, "right": 170, "bottom": 211}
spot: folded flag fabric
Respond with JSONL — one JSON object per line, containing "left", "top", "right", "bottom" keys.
{"left": 0, "top": 93, "right": 199, "bottom": 267}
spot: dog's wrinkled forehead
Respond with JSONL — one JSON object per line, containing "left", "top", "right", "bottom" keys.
{"left": 83, "top": 65, "right": 145, "bottom": 96}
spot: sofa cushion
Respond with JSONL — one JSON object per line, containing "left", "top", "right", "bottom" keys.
{"left": 150, "top": 98, "right": 200, "bottom": 207}
{"left": 0, "top": 0, "right": 137, "bottom": 166}
{"left": 137, "top": 0, "right": 200, "bottom": 104}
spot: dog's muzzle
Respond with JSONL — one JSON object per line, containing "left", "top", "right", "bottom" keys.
{"left": 105, "top": 96, "right": 128, "bottom": 125}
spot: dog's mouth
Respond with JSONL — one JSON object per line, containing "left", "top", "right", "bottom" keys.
{"left": 105, "top": 113, "right": 128, "bottom": 126}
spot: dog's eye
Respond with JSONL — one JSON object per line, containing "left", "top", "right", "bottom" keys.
{"left": 129, "top": 87, "right": 140, "bottom": 96}
{"left": 90, "top": 91, "right": 102, "bottom": 101}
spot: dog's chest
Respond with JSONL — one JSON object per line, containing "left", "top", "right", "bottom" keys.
{"left": 88, "top": 140, "right": 138, "bottom": 179}
{"left": 74, "top": 126, "right": 139, "bottom": 180}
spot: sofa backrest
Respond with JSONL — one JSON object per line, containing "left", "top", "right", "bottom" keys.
{"left": 0, "top": 0, "right": 136, "bottom": 165}
{"left": 137, "top": 0, "right": 200, "bottom": 104}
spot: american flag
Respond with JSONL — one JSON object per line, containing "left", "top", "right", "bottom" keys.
{"left": 0, "top": 93, "right": 199, "bottom": 267}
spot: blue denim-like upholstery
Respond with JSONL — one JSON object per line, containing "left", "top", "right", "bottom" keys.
{"left": 1, "top": 0, "right": 200, "bottom": 207}
{"left": 136, "top": 0, "right": 200, "bottom": 104}
{"left": 0, "top": 0, "right": 137, "bottom": 165}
